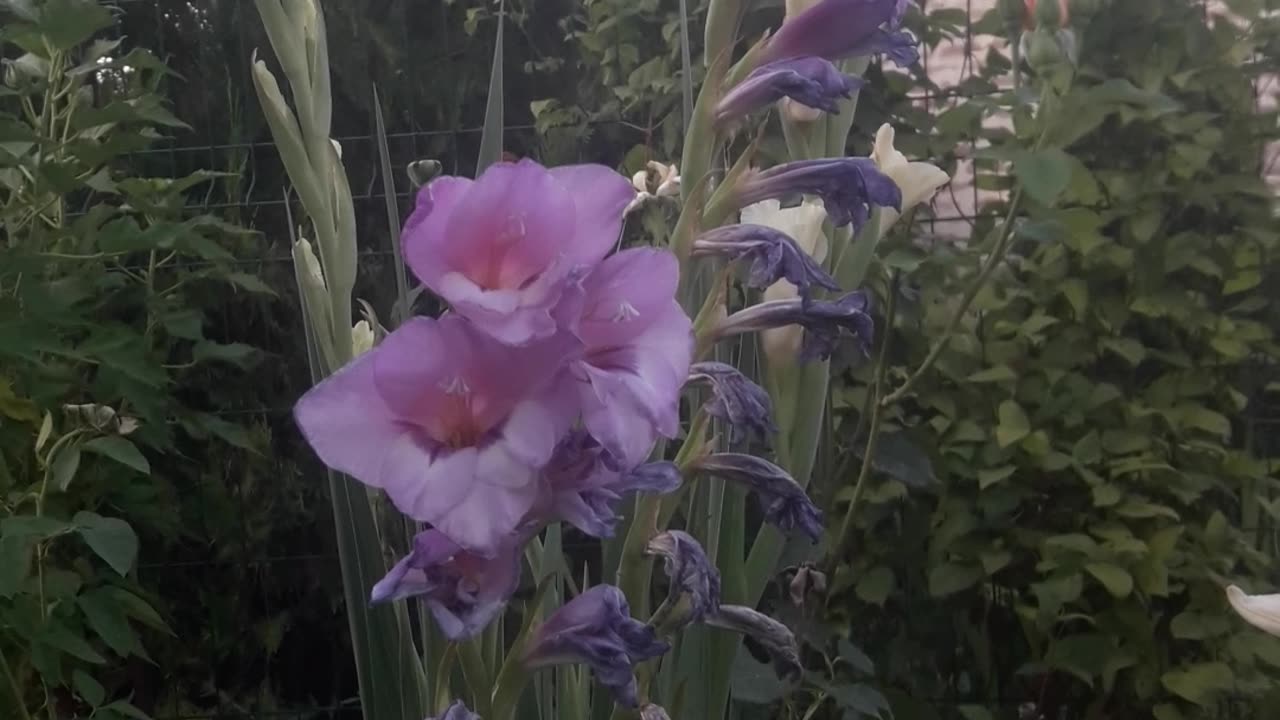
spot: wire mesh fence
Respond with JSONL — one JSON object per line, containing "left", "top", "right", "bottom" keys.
{"left": 73, "top": 0, "right": 1280, "bottom": 718}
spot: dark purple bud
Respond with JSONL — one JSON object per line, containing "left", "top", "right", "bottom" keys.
{"left": 524, "top": 585, "right": 670, "bottom": 708}
{"left": 693, "top": 454, "right": 823, "bottom": 542}
{"left": 692, "top": 224, "right": 841, "bottom": 304}
{"left": 715, "top": 290, "right": 875, "bottom": 362}
{"left": 370, "top": 529, "right": 521, "bottom": 641}
{"left": 737, "top": 159, "right": 902, "bottom": 230}
{"left": 706, "top": 605, "right": 802, "bottom": 680}
{"left": 760, "top": 0, "right": 919, "bottom": 68}
{"left": 645, "top": 531, "right": 722, "bottom": 623}
{"left": 539, "top": 430, "right": 682, "bottom": 538}
{"left": 428, "top": 700, "right": 480, "bottom": 720}
{"left": 687, "top": 362, "right": 777, "bottom": 446}
{"left": 715, "top": 57, "right": 862, "bottom": 126}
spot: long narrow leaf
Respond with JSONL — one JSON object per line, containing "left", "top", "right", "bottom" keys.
{"left": 373, "top": 86, "right": 411, "bottom": 327}
{"left": 476, "top": 0, "right": 506, "bottom": 173}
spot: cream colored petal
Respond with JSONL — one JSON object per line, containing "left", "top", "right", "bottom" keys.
{"left": 782, "top": 98, "right": 823, "bottom": 123}
{"left": 784, "top": 0, "right": 822, "bottom": 20}
{"left": 351, "top": 320, "right": 375, "bottom": 357}
{"left": 897, "top": 161, "right": 951, "bottom": 213}
{"left": 1227, "top": 585, "right": 1280, "bottom": 636}
{"left": 632, "top": 170, "right": 650, "bottom": 193}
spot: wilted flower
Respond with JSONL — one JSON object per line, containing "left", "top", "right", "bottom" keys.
{"left": 737, "top": 199, "right": 829, "bottom": 366}
{"left": 692, "top": 454, "right": 823, "bottom": 541}
{"left": 62, "top": 403, "right": 138, "bottom": 436}
{"left": 568, "top": 247, "right": 693, "bottom": 466}
{"left": 428, "top": 700, "right": 480, "bottom": 720}
{"left": 1227, "top": 585, "right": 1280, "bottom": 637}
{"left": 706, "top": 605, "right": 802, "bottom": 679}
{"left": 640, "top": 704, "right": 672, "bottom": 720}
{"left": 537, "top": 430, "right": 682, "bottom": 537}
{"left": 736, "top": 158, "right": 902, "bottom": 231}
{"left": 524, "top": 585, "right": 670, "bottom": 708}
{"left": 401, "top": 159, "right": 634, "bottom": 345}
{"left": 870, "top": 124, "right": 949, "bottom": 236}
{"left": 714, "top": 290, "right": 875, "bottom": 362}
{"left": 715, "top": 57, "right": 861, "bottom": 127}
{"left": 294, "top": 314, "right": 579, "bottom": 553}
{"left": 760, "top": 0, "right": 918, "bottom": 68}
{"left": 788, "top": 564, "right": 828, "bottom": 607}
{"left": 407, "top": 159, "right": 444, "bottom": 188}
{"left": 351, "top": 319, "right": 375, "bottom": 357}
{"left": 646, "top": 530, "right": 722, "bottom": 622}
{"left": 692, "top": 223, "right": 840, "bottom": 304}
{"left": 686, "top": 362, "right": 776, "bottom": 445}
{"left": 370, "top": 529, "right": 521, "bottom": 641}
{"left": 627, "top": 162, "right": 682, "bottom": 214}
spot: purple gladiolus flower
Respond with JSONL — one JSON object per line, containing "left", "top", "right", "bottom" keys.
{"left": 428, "top": 700, "right": 480, "bottom": 720}
{"left": 646, "top": 531, "right": 722, "bottom": 622}
{"left": 293, "top": 315, "right": 579, "bottom": 553}
{"left": 737, "top": 158, "right": 902, "bottom": 230}
{"left": 714, "top": 290, "right": 874, "bottom": 362}
{"left": 686, "top": 362, "right": 777, "bottom": 446}
{"left": 402, "top": 159, "right": 634, "bottom": 345}
{"left": 568, "top": 247, "right": 693, "bottom": 466}
{"left": 715, "top": 57, "right": 861, "bottom": 126}
{"left": 692, "top": 224, "right": 840, "bottom": 304}
{"left": 707, "top": 605, "right": 802, "bottom": 679}
{"left": 760, "top": 0, "right": 918, "bottom": 68}
{"left": 692, "top": 454, "right": 823, "bottom": 541}
{"left": 536, "top": 430, "right": 682, "bottom": 537}
{"left": 524, "top": 585, "right": 670, "bottom": 708}
{"left": 369, "top": 531, "right": 521, "bottom": 640}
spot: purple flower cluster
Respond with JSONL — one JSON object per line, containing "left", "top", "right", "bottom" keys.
{"left": 715, "top": 0, "right": 918, "bottom": 126}
{"left": 295, "top": 159, "right": 690, "bottom": 636}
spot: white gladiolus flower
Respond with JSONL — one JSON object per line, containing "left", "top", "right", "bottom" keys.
{"left": 739, "top": 199, "right": 829, "bottom": 366}
{"left": 1227, "top": 585, "right": 1280, "bottom": 636}
{"left": 351, "top": 320, "right": 375, "bottom": 357}
{"left": 870, "top": 123, "right": 950, "bottom": 237}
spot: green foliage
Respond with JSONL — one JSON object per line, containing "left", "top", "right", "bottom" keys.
{"left": 0, "top": 1, "right": 266, "bottom": 716}
{"left": 828, "top": 1, "right": 1280, "bottom": 718}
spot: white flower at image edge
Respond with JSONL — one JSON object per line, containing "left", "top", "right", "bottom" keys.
{"left": 1227, "top": 585, "right": 1280, "bottom": 636}
{"left": 870, "top": 123, "right": 950, "bottom": 237}
{"left": 739, "top": 198, "right": 829, "bottom": 366}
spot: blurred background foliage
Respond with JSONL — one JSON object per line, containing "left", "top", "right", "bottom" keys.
{"left": 1, "top": 0, "right": 1277, "bottom": 718}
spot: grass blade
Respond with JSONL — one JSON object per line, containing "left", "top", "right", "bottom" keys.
{"left": 373, "top": 85, "right": 411, "bottom": 327}
{"left": 476, "top": 0, "right": 506, "bottom": 173}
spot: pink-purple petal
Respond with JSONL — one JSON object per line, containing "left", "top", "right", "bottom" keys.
{"left": 549, "top": 164, "right": 637, "bottom": 268}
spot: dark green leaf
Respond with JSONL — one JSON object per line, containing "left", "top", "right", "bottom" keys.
{"left": 928, "top": 563, "right": 983, "bottom": 597}
{"left": 838, "top": 638, "right": 875, "bottom": 675}
{"left": 192, "top": 341, "right": 257, "bottom": 367}
{"left": 1, "top": 515, "right": 73, "bottom": 539}
{"left": 79, "top": 589, "right": 143, "bottom": 658}
{"left": 73, "top": 669, "right": 106, "bottom": 707}
{"left": 996, "top": 401, "right": 1030, "bottom": 447}
{"left": 83, "top": 436, "right": 150, "bottom": 475}
{"left": 38, "top": 617, "right": 105, "bottom": 664}
{"left": 0, "top": 534, "right": 33, "bottom": 598}
{"left": 1014, "top": 148, "right": 1073, "bottom": 205}
{"left": 74, "top": 512, "right": 138, "bottom": 576}
{"left": 50, "top": 443, "right": 81, "bottom": 491}
{"left": 1161, "top": 663, "right": 1234, "bottom": 706}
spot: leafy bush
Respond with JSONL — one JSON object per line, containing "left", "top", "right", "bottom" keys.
{"left": 830, "top": 1, "right": 1280, "bottom": 718}
{"left": 0, "top": 2, "right": 273, "bottom": 716}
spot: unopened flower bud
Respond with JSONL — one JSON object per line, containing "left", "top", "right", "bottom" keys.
{"left": 789, "top": 564, "right": 828, "bottom": 606}
{"left": 407, "top": 159, "right": 443, "bottom": 188}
